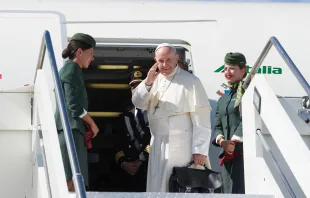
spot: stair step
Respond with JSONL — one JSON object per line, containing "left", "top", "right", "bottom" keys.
{"left": 69, "top": 192, "right": 274, "bottom": 198}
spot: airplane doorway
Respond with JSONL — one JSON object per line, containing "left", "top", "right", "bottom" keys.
{"left": 82, "top": 40, "right": 192, "bottom": 192}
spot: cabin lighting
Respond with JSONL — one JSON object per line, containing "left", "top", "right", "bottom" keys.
{"left": 97, "top": 65, "right": 141, "bottom": 69}
{"left": 88, "top": 112, "right": 121, "bottom": 117}
{"left": 87, "top": 83, "right": 129, "bottom": 89}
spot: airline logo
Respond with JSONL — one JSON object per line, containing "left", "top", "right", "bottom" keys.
{"left": 214, "top": 65, "right": 283, "bottom": 74}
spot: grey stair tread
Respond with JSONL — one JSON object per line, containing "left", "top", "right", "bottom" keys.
{"left": 84, "top": 192, "right": 274, "bottom": 198}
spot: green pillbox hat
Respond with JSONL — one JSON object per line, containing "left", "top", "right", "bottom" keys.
{"left": 71, "top": 33, "right": 96, "bottom": 48}
{"left": 225, "top": 52, "right": 246, "bottom": 65}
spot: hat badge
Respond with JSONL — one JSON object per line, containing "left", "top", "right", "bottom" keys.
{"left": 134, "top": 71, "right": 142, "bottom": 78}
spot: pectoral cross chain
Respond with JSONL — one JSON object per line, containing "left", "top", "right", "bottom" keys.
{"left": 153, "top": 104, "right": 160, "bottom": 115}
{"left": 154, "top": 104, "right": 159, "bottom": 110}
{"left": 152, "top": 67, "right": 179, "bottom": 115}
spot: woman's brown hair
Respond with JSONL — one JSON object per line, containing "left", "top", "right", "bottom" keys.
{"left": 62, "top": 40, "right": 92, "bottom": 60}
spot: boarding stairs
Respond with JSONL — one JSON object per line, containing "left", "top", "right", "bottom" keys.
{"left": 41, "top": 31, "right": 280, "bottom": 198}
{"left": 28, "top": 33, "right": 310, "bottom": 198}
{"left": 24, "top": 32, "right": 310, "bottom": 197}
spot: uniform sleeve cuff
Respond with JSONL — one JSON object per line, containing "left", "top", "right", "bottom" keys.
{"left": 216, "top": 135, "right": 224, "bottom": 145}
{"left": 79, "top": 109, "right": 87, "bottom": 118}
{"left": 232, "top": 135, "right": 243, "bottom": 142}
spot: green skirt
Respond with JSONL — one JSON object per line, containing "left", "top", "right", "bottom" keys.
{"left": 58, "top": 129, "right": 89, "bottom": 187}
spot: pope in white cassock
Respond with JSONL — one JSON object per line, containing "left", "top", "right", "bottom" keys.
{"left": 131, "top": 43, "right": 212, "bottom": 192}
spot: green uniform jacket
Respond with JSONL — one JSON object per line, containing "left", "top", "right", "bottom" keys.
{"left": 212, "top": 87, "right": 243, "bottom": 158}
{"left": 55, "top": 60, "right": 88, "bottom": 134}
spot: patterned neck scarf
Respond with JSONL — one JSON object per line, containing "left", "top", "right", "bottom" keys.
{"left": 229, "top": 81, "right": 245, "bottom": 108}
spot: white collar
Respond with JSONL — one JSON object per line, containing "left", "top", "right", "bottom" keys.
{"left": 161, "top": 65, "right": 180, "bottom": 79}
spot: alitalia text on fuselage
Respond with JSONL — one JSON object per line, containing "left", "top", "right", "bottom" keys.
{"left": 214, "top": 65, "right": 283, "bottom": 74}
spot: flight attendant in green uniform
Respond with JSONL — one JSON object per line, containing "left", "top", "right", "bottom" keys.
{"left": 55, "top": 33, "right": 99, "bottom": 192}
{"left": 212, "top": 52, "right": 247, "bottom": 194}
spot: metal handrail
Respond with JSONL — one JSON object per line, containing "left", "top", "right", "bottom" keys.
{"left": 242, "top": 36, "right": 310, "bottom": 97}
{"left": 35, "top": 30, "right": 86, "bottom": 198}
{"left": 34, "top": 35, "right": 46, "bottom": 81}
{"left": 245, "top": 37, "right": 302, "bottom": 197}
{"left": 256, "top": 129, "right": 296, "bottom": 198}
